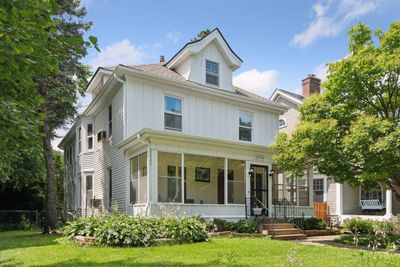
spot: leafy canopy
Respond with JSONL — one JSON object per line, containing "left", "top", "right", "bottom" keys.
{"left": 273, "top": 21, "right": 400, "bottom": 195}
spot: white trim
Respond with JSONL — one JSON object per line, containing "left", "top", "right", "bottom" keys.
{"left": 205, "top": 59, "right": 220, "bottom": 88}
{"left": 336, "top": 183, "right": 343, "bottom": 215}
{"left": 164, "top": 95, "right": 183, "bottom": 132}
{"left": 278, "top": 118, "right": 287, "bottom": 129}
{"left": 238, "top": 110, "right": 253, "bottom": 142}
{"left": 271, "top": 90, "right": 303, "bottom": 105}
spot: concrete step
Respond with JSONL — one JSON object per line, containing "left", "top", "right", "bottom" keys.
{"left": 273, "top": 234, "right": 307, "bottom": 240}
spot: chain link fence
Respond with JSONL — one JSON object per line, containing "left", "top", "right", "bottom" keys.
{"left": 0, "top": 210, "right": 46, "bottom": 230}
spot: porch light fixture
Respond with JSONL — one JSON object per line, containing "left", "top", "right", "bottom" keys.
{"left": 248, "top": 168, "right": 254, "bottom": 176}
{"left": 269, "top": 170, "right": 274, "bottom": 177}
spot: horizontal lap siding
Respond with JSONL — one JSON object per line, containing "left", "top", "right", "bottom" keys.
{"left": 93, "top": 85, "right": 126, "bottom": 212}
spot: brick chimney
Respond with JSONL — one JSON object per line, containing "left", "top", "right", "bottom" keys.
{"left": 302, "top": 74, "right": 321, "bottom": 97}
{"left": 159, "top": 55, "right": 165, "bottom": 63}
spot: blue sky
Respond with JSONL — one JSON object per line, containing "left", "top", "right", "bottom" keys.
{"left": 81, "top": 0, "right": 400, "bottom": 98}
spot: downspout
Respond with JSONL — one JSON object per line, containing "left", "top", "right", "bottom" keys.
{"left": 113, "top": 73, "right": 127, "bottom": 139}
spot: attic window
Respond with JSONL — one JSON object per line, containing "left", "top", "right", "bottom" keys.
{"left": 279, "top": 119, "right": 287, "bottom": 128}
{"left": 206, "top": 60, "right": 219, "bottom": 86}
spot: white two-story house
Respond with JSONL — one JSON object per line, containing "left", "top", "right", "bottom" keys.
{"left": 60, "top": 29, "right": 296, "bottom": 220}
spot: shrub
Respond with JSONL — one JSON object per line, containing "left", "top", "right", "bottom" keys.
{"left": 213, "top": 219, "right": 235, "bottom": 232}
{"left": 343, "top": 218, "right": 373, "bottom": 234}
{"left": 304, "top": 217, "right": 327, "bottom": 230}
{"left": 63, "top": 214, "right": 208, "bottom": 247}
{"left": 233, "top": 219, "right": 258, "bottom": 233}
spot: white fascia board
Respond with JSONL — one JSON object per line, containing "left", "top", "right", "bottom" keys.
{"left": 271, "top": 90, "right": 303, "bottom": 105}
{"left": 117, "top": 65, "right": 287, "bottom": 114}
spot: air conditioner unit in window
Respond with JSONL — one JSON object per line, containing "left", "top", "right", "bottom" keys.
{"left": 97, "top": 130, "right": 107, "bottom": 142}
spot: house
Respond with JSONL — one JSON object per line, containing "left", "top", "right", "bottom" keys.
{"left": 59, "top": 28, "right": 309, "bottom": 220}
{"left": 270, "top": 75, "right": 398, "bottom": 224}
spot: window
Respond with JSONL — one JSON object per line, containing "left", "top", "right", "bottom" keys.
{"left": 86, "top": 175, "right": 93, "bottom": 207}
{"left": 78, "top": 127, "right": 82, "bottom": 153}
{"left": 279, "top": 119, "right": 286, "bottom": 128}
{"left": 108, "top": 168, "right": 112, "bottom": 207}
{"left": 239, "top": 111, "right": 253, "bottom": 142}
{"left": 130, "top": 153, "right": 147, "bottom": 204}
{"left": 108, "top": 105, "right": 112, "bottom": 138}
{"left": 361, "top": 184, "right": 383, "bottom": 203}
{"left": 298, "top": 177, "right": 309, "bottom": 206}
{"left": 164, "top": 96, "right": 182, "bottom": 131}
{"left": 87, "top": 124, "right": 93, "bottom": 150}
{"left": 206, "top": 60, "right": 219, "bottom": 86}
{"left": 313, "top": 179, "right": 324, "bottom": 202}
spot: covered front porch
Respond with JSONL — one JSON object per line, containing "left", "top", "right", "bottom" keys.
{"left": 118, "top": 129, "right": 282, "bottom": 219}
{"left": 336, "top": 182, "right": 399, "bottom": 224}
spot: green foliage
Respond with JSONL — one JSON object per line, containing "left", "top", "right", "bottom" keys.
{"left": 303, "top": 217, "right": 327, "bottom": 230}
{"left": 212, "top": 218, "right": 258, "bottom": 233}
{"left": 233, "top": 219, "right": 258, "bottom": 233}
{"left": 190, "top": 29, "right": 212, "bottom": 41}
{"left": 343, "top": 218, "right": 373, "bottom": 235}
{"left": 273, "top": 21, "right": 400, "bottom": 194}
{"left": 63, "top": 214, "right": 209, "bottom": 247}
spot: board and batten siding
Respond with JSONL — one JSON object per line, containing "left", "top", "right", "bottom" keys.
{"left": 92, "top": 85, "right": 126, "bottom": 212}
{"left": 125, "top": 77, "right": 278, "bottom": 147}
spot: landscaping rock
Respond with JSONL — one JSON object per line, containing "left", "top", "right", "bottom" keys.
{"left": 73, "top": 236, "right": 96, "bottom": 246}
{"left": 305, "top": 229, "right": 339, "bottom": 237}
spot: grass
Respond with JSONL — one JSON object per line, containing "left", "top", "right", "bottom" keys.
{"left": 1, "top": 231, "right": 400, "bottom": 266}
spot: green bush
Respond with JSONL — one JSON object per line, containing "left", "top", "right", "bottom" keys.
{"left": 233, "top": 219, "right": 258, "bottom": 233}
{"left": 213, "top": 219, "right": 235, "bottom": 231}
{"left": 63, "top": 214, "right": 208, "bottom": 247}
{"left": 343, "top": 218, "right": 373, "bottom": 234}
{"left": 304, "top": 217, "right": 327, "bottom": 230}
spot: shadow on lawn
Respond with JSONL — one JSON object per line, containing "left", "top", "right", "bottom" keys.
{"left": 0, "top": 231, "right": 59, "bottom": 251}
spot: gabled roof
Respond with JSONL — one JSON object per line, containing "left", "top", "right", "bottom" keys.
{"left": 166, "top": 28, "right": 242, "bottom": 71}
{"left": 270, "top": 88, "right": 304, "bottom": 105}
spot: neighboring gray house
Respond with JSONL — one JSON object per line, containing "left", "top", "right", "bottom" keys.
{"left": 59, "top": 29, "right": 306, "bottom": 220}
{"left": 270, "top": 75, "right": 398, "bottom": 223}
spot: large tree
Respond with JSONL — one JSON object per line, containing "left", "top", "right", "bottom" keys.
{"left": 274, "top": 21, "right": 400, "bottom": 196}
{"left": 37, "top": 0, "right": 96, "bottom": 231}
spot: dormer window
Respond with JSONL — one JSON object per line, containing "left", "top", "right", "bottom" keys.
{"left": 279, "top": 118, "right": 287, "bottom": 128}
{"left": 205, "top": 60, "right": 219, "bottom": 86}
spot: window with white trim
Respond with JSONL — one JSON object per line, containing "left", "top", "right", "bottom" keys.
{"left": 239, "top": 111, "right": 252, "bottom": 142}
{"left": 164, "top": 96, "right": 182, "bottom": 131}
{"left": 279, "top": 118, "right": 286, "bottom": 128}
{"left": 86, "top": 174, "right": 93, "bottom": 207}
{"left": 313, "top": 178, "right": 324, "bottom": 202}
{"left": 87, "top": 123, "right": 93, "bottom": 150}
{"left": 205, "top": 60, "right": 219, "bottom": 86}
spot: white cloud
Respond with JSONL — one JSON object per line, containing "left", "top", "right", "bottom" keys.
{"left": 89, "top": 39, "right": 146, "bottom": 69}
{"left": 166, "top": 31, "right": 182, "bottom": 44}
{"left": 313, "top": 63, "right": 329, "bottom": 81}
{"left": 292, "top": 0, "right": 379, "bottom": 47}
{"left": 233, "top": 69, "right": 279, "bottom": 97}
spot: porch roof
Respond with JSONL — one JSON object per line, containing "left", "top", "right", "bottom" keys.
{"left": 117, "top": 128, "right": 276, "bottom": 155}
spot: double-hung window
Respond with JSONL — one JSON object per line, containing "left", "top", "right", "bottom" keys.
{"left": 108, "top": 105, "right": 112, "bottom": 138}
{"left": 239, "top": 111, "right": 253, "bottom": 142}
{"left": 206, "top": 60, "right": 219, "bottom": 86}
{"left": 86, "top": 175, "right": 93, "bottom": 207}
{"left": 313, "top": 178, "right": 324, "bottom": 202}
{"left": 87, "top": 124, "right": 93, "bottom": 150}
{"left": 164, "top": 96, "right": 182, "bottom": 131}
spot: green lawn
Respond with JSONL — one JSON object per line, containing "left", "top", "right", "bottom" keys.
{"left": 1, "top": 231, "right": 400, "bottom": 266}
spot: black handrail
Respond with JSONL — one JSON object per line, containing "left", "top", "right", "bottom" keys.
{"left": 245, "top": 196, "right": 275, "bottom": 237}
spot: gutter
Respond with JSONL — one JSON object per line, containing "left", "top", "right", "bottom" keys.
{"left": 113, "top": 73, "right": 127, "bottom": 139}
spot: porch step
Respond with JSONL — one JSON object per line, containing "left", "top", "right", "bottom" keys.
{"left": 263, "top": 223, "right": 294, "bottom": 230}
{"left": 273, "top": 233, "right": 307, "bottom": 240}
{"left": 268, "top": 228, "right": 302, "bottom": 235}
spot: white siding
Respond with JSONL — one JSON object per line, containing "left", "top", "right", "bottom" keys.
{"left": 126, "top": 77, "right": 278, "bottom": 146}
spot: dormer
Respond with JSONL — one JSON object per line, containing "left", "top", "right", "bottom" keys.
{"left": 166, "top": 28, "right": 242, "bottom": 92}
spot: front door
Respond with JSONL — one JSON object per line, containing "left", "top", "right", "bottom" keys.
{"left": 250, "top": 165, "right": 269, "bottom": 212}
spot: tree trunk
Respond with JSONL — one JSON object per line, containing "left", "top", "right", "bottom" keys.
{"left": 42, "top": 119, "right": 57, "bottom": 232}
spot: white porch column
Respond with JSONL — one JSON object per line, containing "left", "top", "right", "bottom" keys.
{"left": 149, "top": 149, "right": 158, "bottom": 204}
{"left": 268, "top": 165, "right": 273, "bottom": 217}
{"left": 385, "top": 189, "right": 393, "bottom": 218}
{"left": 224, "top": 158, "right": 228, "bottom": 204}
{"left": 336, "top": 183, "right": 343, "bottom": 216}
{"left": 181, "top": 153, "right": 185, "bottom": 203}
{"left": 308, "top": 168, "right": 313, "bottom": 206}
